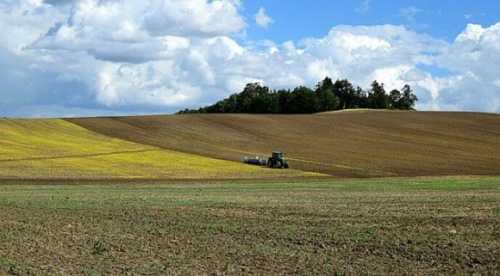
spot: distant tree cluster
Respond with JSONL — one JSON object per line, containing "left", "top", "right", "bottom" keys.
{"left": 178, "top": 77, "right": 418, "bottom": 114}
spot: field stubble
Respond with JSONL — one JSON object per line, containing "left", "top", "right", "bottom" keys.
{"left": 0, "top": 177, "right": 498, "bottom": 275}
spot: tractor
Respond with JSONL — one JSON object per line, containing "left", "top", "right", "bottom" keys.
{"left": 267, "top": 151, "right": 289, "bottom": 169}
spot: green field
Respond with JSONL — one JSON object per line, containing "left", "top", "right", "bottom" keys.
{"left": 0, "top": 119, "right": 317, "bottom": 179}
{"left": 1, "top": 177, "right": 498, "bottom": 275}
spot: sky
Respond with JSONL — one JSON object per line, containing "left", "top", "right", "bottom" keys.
{"left": 1, "top": 0, "right": 500, "bottom": 117}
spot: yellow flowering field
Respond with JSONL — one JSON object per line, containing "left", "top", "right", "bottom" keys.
{"left": 0, "top": 119, "right": 320, "bottom": 179}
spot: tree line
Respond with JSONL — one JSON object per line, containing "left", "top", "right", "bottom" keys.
{"left": 178, "top": 77, "right": 418, "bottom": 114}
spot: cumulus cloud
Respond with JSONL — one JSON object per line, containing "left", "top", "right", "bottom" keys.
{"left": 1, "top": 0, "right": 248, "bottom": 114}
{"left": 0, "top": 0, "right": 499, "bottom": 117}
{"left": 255, "top": 7, "right": 274, "bottom": 29}
{"left": 0, "top": 0, "right": 65, "bottom": 53}
{"left": 435, "top": 23, "right": 500, "bottom": 111}
{"left": 31, "top": 0, "right": 245, "bottom": 62}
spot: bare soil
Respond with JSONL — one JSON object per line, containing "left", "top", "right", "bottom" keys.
{"left": 0, "top": 177, "right": 498, "bottom": 275}
{"left": 69, "top": 111, "right": 500, "bottom": 177}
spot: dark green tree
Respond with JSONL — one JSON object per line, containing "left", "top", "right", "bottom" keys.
{"left": 333, "top": 79, "right": 357, "bottom": 109}
{"left": 389, "top": 89, "right": 402, "bottom": 109}
{"left": 237, "top": 83, "right": 267, "bottom": 112}
{"left": 352, "top": 86, "right": 368, "bottom": 108}
{"left": 177, "top": 78, "right": 417, "bottom": 114}
{"left": 368, "top": 81, "right": 389, "bottom": 108}
{"left": 288, "top": 86, "right": 317, "bottom": 113}
{"left": 276, "top": 89, "right": 292, "bottom": 113}
{"left": 315, "top": 77, "right": 339, "bottom": 111}
{"left": 398, "top": 84, "right": 418, "bottom": 110}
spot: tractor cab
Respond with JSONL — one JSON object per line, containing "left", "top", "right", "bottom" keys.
{"left": 268, "top": 151, "right": 289, "bottom": 169}
{"left": 272, "top": 151, "right": 284, "bottom": 159}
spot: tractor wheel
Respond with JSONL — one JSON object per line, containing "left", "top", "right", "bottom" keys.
{"left": 276, "top": 160, "right": 283, "bottom": 169}
{"left": 284, "top": 163, "right": 289, "bottom": 169}
{"left": 268, "top": 158, "right": 273, "bottom": 168}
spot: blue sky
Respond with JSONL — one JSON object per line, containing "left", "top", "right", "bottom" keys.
{"left": 243, "top": 0, "right": 500, "bottom": 42}
{"left": 241, "top": 0, "right": 500, "bottom": 80}
{"left": 0, "top": 0, "right": 499, "bottom": 117}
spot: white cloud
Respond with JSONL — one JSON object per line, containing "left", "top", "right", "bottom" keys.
{"left": 0, "top": 1, "right": 500, "bottom": 117}
{"left": 255, "top": 7, "right": 274, "bottom": 29}
{"left": 434, "top": 23, "right": 500, "bottom": 111}
{"left": 0, "top": 0, "right": 65, "bottom": 53}
{"left": 31, "top": 0, "right": 245, "bottom": 62}
{"left": 455, "top": 24, "right": 488, "bottom": 43}
{"left": 96, "top": 62, "right": 202, "bottom": 107}
{"left": 143, "top": 0, "right": 245, "bottom": 36}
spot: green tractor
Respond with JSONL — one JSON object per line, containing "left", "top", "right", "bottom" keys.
{"left": 267, "top": 151, "right": 289, "bottom": 169}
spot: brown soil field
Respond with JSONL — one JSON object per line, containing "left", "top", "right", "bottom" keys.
{"left": 68, "top": 110, "right": 500, "bottom": 178}
{"left": 1, "top": 177, "right": 499, "bottom": 275}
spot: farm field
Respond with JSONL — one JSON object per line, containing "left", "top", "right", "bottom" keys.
{"left": 2, "top": 111, "right": 499, "bottom": 180}
{"left": 0, "top": 177, "right": 498, "bottom": 275}
{"left": 69, "top": 111, "right": 500, "bottom": 178}
{"left": 1, "top": 112, "right": 499, "bottom": 275}
{"left": 0, "top": 119, "right": 316, "bottom": 179}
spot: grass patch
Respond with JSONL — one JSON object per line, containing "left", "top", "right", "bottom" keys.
{"left": 0, "top": 176, "right": 499, "bottom": 274}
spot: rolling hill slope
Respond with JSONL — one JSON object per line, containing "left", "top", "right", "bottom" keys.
{"left": 69, "top": 111, "right": 500, "bottom": 178}
{"left": 0, "top": 119, "right": 316, "bottom": 179}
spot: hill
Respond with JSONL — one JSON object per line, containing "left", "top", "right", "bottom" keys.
{"left": 0, "top": 119, "right": 316, "bottom": 179}
{"left": 68, "top": 111, "right": 500, "bottom": 178}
